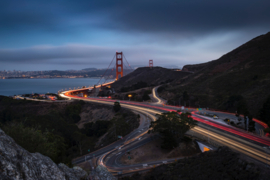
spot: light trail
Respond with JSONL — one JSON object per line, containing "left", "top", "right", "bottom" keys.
{"left": 193, "top": 127, "right": 270, "bottom": 165}
{"left": 61, "top": 92, "right": 270, "bottom": 147}
{"left": 60, "top": 90, "right": 270, "bottom": 172}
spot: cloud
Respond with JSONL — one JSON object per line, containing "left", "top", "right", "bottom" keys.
{"left": 1, "top": 0, "right": 270, "bottom": 71}
{"left": 102, "top": 0, "right": 270, "bottom": 37}
{"left": 0, "top": 44, "right": 115, "bottom": 63}
{"left": 0, "top": 43, "right": 197, "bottom": 70}
{"left": 1, "top": 0, "right": 270, "bottom": 36}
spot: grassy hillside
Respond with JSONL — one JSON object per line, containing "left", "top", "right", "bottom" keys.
{"left": 160, "top": 31, "right": 270, "bottom": 120}
{"left": 122, "top": 147, "right": 267, "bottom": 180}
{"left": 111, "top": 67, "right": 191, "bottom": 92}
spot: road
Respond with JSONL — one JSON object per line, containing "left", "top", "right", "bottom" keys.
{"left": 60, "top": 88, "right": 270, "bottom": 175}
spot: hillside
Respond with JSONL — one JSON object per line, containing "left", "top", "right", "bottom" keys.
{"left": 122, "top": 147, "right": 269, "bottom": 180}
{"left": 0, "top": 96, "right": 138, "bottom": 165}
{"left": 111, "top": 67, "right": 191, "bottom": 92}
{"left": 159, "top": 31, "right": 270, "bottom": 118}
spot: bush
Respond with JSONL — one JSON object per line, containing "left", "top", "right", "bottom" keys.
{"left": 113, "top": 101, "right": 121, "bottom": 112}
{"left": 3, "top": 123, "right": 66, "bottom": 164}
{"left": 145, "top": 90, "right": 152, "bottom": 94}
{"left": 264, "top": 128, "right": 270, "bottom": 133}
{"left": 142, "top": 92, "right": 151, "bottom": 101}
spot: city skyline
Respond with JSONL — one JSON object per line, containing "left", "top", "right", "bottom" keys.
{"left": 1, "top": 0, "right": 270, "bottom": 71}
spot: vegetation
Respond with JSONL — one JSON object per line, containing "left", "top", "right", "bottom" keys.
{"left": 0, "top": 96, "right": 138, "bottom": 166}
{"left": 157, "top": 85, "right": 166, "bottom": 93}
{"left": 81, "top": 120, "right": 111, "bottom": 137}
{"left": 149, "top": 112, "right": 197, "bottom": 149}
{"left": 160, "top": 32, "right": 270, "bottom": 118}
{"left": 112, "top": 67, "right": 191, "bottom": 92}
{"left": 120, "top": 147, "right": 263, "bottom": 180}
{"left": 260, "top": 96, "right": 270, "bottom": 126}
{"left": 120, "top": 81, "right": 148, "bottom": 92}
{"left": 264, "top": 128, "right": 270, "bottom": 133}
{"left": 2, "top": 122, "right": 66, "bottom": 164}
{"left": 235, "top": 98, "right": 256, "bottom": 132}
{"left": 142, "top": 91, "right": 151, "bottom": 101}
{"left": 113, "top": 101, "right": 121, "bottom": 112}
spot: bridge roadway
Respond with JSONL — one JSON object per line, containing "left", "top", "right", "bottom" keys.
{"left": 60, "top": 89, "right": 270, "bottom": 175}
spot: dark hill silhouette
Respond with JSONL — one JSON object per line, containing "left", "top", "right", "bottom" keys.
{"left": 160, "top": 31, "right": 270, "bottom": 117}
{"left": 111, "top": 67, "right": 192, "bottom": 92}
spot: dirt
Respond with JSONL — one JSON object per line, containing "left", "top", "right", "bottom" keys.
{"left": 120, "top": 138, "right": 201, "bottom": 165}
{"left": 77, "top": 104, "right": 115, "bottom": 128}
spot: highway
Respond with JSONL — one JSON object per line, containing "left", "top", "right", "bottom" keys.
{"left": 60, "top": 88, "right": 270, "bottom": 175}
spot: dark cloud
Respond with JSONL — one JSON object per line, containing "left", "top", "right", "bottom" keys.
{"left": 0, "top": 44, "right": 168, "bottom": 67}
{"left": 1, "top": 0, "right": 270, "bottom": 70}
{"left": 103, "top": 0, "right": 270, "bottom": 36}
{"left": 0, "top": 45, "right": 114, "bottom": 63}
{"left": 1, "top": 0, "right": 270, "bottom": 35}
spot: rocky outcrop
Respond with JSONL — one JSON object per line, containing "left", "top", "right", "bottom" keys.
{"left": 0, "top": 128, "right": 87, "bottom": 180}
{"left": 89, "top": 165, "right": 116, "bottom": 180}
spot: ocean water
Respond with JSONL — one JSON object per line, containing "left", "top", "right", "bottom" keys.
{"left": 0, "top": 78, "right": 107, "bottom": 96}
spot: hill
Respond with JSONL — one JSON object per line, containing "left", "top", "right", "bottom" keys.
{"left": 0, "top": 96, "right": 139, "bottom": 165}
{"left": 111, "top": 67, "right": 192, "bottom": 92}
{"left": 122, "top": 147, "right": 268, "bottom": 180}
{"left": 159, "top": 31, "right": 270, "bottom": 119}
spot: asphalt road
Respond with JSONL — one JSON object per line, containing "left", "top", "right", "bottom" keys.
{"left": 60, "top": 88, "right": 270, "bottom": 175}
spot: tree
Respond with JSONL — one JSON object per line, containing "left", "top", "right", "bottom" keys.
{"left": 260, "top": 96, "right": 270, "bottom": 126}
{"left": 264, "top": 128, "right": 270, "bottom": 133}
{"left": 150, "top": 112, "right": 197, "bottom": 149}
{"left": 2, "top": 123, "right": 66, "bottom": 164}
{"left": 183, "top": 91, "right": 189, "bottom": 106}
{"left": 113, "top": 101, "right": 121, "bottom": 112}
{"left": 142, "top": 92, "right": 151, "bottom": 101}
{"left": 73, "top": 132, "right": 88, "bottom": 155}
{"left": 236, "top": 99, "right": 255, "bottom": 132}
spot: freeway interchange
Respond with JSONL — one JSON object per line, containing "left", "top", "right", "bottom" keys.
{"left": 60, "top": 87, "right": 270, "bottom": 175}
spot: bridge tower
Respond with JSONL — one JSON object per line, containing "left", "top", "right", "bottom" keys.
{"left": 149, "top": 60, "right": 153, "bottom": 68}
{"left": 116, "top": 52, "right": 123, "bottom": 80}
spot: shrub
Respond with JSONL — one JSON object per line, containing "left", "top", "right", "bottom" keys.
{"left": 113, "top": 101, "right": 121, "bottom": 112}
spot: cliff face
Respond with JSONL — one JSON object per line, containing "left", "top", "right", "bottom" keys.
{"left": 0, "top": 128, "right": 87, "bottom": 180}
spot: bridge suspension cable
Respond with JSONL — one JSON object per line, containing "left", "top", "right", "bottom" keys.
{"left": 123, "top": 54, "right": 133, "bottom": 70}
{"left": 103, "top": 65, "right": 116, "bottom": 84}
{"left": 96, "top": 54, "right": 115, "bottom": 85}
{"left": 95, "top": 52, "right": 133, "bottom": 87}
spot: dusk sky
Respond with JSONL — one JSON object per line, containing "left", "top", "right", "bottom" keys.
{"left": 1, "top": 0, "right": 270, "bottom": 71}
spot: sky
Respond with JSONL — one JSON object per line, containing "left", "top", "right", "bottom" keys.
{"left": 1, "top": 0, "right": 270, "bottom": 71}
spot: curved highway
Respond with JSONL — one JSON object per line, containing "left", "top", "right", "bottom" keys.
{"left": 60, "top": 87, "right": 270, "bottom": 175}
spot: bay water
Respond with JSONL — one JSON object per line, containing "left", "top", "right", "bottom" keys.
{"left": 0, "top": 78, "right": 106, "bottom": 96}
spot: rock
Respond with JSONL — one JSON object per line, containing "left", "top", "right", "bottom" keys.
{"left": 0, "top": 128, "right": 87, "bottom": 180}
{"left": 90, "top": 165, "right": 117, "bottom": 180}
{"left": 58, "top": 163, "right": 88, "bottom": 180}
{"left": 245, "top": 164, "right": 252, "bottom": 171}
